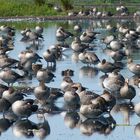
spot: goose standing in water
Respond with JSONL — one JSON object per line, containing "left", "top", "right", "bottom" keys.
{"left": 0, "top": 68, "right": 24, "bottom": 86}
{"left": 35, "top": 25, "right": 43, "bottom": 35}
{"left": 56, "top": 26, "right": 73, "bottom": 41}
{"left": 34, "top": 81, "right": 50, "bottom": 104}
{"left": 71, "top": 37, "right": 88, "bottom": 52}
{"left": 78, "top": 51, "right": 100, "bottom": 66}
{"left": 43, "top": 49, "right": 56, "bottom": 66}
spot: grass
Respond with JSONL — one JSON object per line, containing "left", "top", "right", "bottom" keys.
{"left": 0, "top": 0, "right": 139, "bottom": 17}
{"left": 0, "top": 0, "right": 63, "bottom": 17}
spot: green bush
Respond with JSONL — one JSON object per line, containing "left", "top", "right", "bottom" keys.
{"left": 60, "top": 0, "right": 73, "bottom": 10}
{"left": 34, "top": 0, "right": 45, "bottom": 6}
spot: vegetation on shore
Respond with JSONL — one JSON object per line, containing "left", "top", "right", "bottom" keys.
{"left": 0, "top": 0, "right": 139, "bottom": 17}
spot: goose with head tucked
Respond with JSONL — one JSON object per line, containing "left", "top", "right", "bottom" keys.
{"left": 2, "top": 87, "right": 25, "bottom": 104}
{"left": 127, "top": 58, "right": 140, "bottom": 75}
{"left": 71, "top": 83, "right": 98, "bottom": 105}
{"left": 97, "top": 59, "right": 118, "bottom": 74}
{"left": 35, "top": 25, "right": 43, "bottom": 35}
{"left": 12, "top": 99, "right": 38, "bottom": 118}
{"left": 80, "top": 31, "right": 95, "bottom": 44}
{"left": 64, "top": 89, "right": 80, "bottom": 105}
{"left": 36, "top": 68, "right": 55, "bottom": 83}
{"left": 56, "top": 26, "right": 73, "bottom": 41}
{"left": 109, "top": 40, "right": 124, "bottom": 51}
{"left": 71, "top": 37, "right": 88, "bottom": 52}
{"left": 43, "top": 49, "right": 56, "bottom": 66}
{"left": 60, "top": 76, "right": 73, "bottom": 92}
{"left": 100, "top": 90, "right": 116, "bottom": 111}
{"left": 78, "top": 51, "right": 100, "bottom": 66}
{"left": 0, "top": 68, "right": 24, "bottom": 86}
{"left": 80, "top": 96, "right": 108, "bottom": 119}
{"left": 102, "top": 70, "right": 125, "bottom": 94}
{"left": 74, "top": 24, "right": 82, "bottom": 33}
{"left": 120, "top": 79, "right": 136, "bottom": 102}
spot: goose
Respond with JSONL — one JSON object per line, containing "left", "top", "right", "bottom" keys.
{"left": 64, "top": 89, "right": 80, "bottom": 105}
{"left": 80, "top": 32, "right": 95, "bottom": 43}
{"left": 71, "top": 83, "right": 98, "bottom": 105}
{"left": 25, "top": 30, "right": 43, "bottom": 45}
{"left": 56, "top": 27, "right": 73, "bottom": 41}
{"left": 120, "top": 79, "right": 136, "bottom": 102}
{"left": 78, "top": 51, "right": 100, "bottom": 66}
{"left": 61, "top": 69, "right": 74, "bottom": 77}
{"left": 12, "top": 99, "right": 38, "bottom": 118}
{"left": 71, "top": 37, "right": 88, "bottom": 52}
{"left": 34, "top": 81, "right": 50, "bottom": 103}
{"left": 60, "top": 76, "right": 73, "bottom": 92}
{"left": 109, "top": 40, "right": 124, "bottom": 51}
{"left": 2, "top": 87, "right": 25, "bottom": 104}
{"left": 0, "top": 98, "right": 11, "bottom": 112}
{"left": 36, "top": 68, "right": 55, "bottom": 83}
{"left": 102, "top": 71, "right": 125, "bottom": 94}
{"left": 43, "top": 49, "right": 56, "bottom": 66}
{"left": 100, "top": 90, "right": 116, "bottom": 111}
{"left": 127, "top": 58, "right": 140, "bottom": 75}
{"left": 0, "top": 55, "right": 18, "bottom": 69}
{"left": 0, "top": 25, "right": 15, "bottom": 33}
{"left": 80, "top": 100, "right": 107, "bottom": 119}
{"left": 107, "top": 50, "right": 126, "bottom": 62}
{"left": 0, "top": 68, "right": 24, "bottom": 86}
{"left": 74, "top": 24, "right": 82, "bottom": 33}
{"left": 97, "top": 59, "right": 118, "bottom": 74}
{"left": 32, "top": 63, "right": 42, "bottom": 75}
{"left": 35, "top": 25, "right": 43, "bottom": 35}
{"left": 134, "top": 102, "right": 140, "bottom": 117}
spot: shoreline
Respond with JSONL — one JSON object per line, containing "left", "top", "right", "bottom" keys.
{"left": 0, "top": 15, "right": 137, "bottom": 22}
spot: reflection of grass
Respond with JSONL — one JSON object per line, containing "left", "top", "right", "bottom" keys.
{"left": 115, "top": 124, "right": 135, "bottom": 126}
{"left": 0, "top": 21, "right": 68, "bottom": 29}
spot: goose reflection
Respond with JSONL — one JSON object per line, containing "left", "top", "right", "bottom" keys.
{"left": 41, "top": 102, "right": 62, "bottom": 115}
{"left": 128, "top": 75, "right": 140, "bottom": 87}
{"left": 64, "top": 111, "right": 80, "bottom": 129}
{"left": 0, "top": 117, "right": 13, "bottom": 135}
{"left": 135, "top": 123, "right": 140, "bottom": 138}
{"left": 12, "top": 119, "right": 36, "bottom": 138}
{"left": 79, "top": 115, "right": 116, "bottom": 136}
{"left": 111, "top": 102, "right": 134, "bottom": 124}
{"left": 71, "top": 52, "right": 79, "bottom": 63}
{"left": 79, "top": 66, "right": 98, "bottom": 78}
{"left": 33, "top": 118, "right": 50, "bottom": 140}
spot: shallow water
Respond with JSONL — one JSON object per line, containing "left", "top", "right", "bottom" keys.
{"left": 0, "top": 19, "right": 140, "bottom": 140}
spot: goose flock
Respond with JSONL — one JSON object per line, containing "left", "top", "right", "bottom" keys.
{"left": 0, "top": 14, "right": 139, "bottom": 139}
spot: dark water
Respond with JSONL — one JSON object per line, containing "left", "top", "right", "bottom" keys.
{"left": 0, "top": 19, "right": 140, "bottom": 140}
